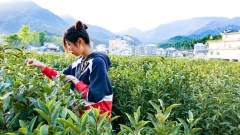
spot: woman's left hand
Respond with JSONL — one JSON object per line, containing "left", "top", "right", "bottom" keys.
{"left": 65, "top": 75, "right": 79, "bottom": 84}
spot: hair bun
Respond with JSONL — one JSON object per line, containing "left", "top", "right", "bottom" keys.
{"left": 75, "top": 21, "right": 82, "bottom": 31}
{"left": 83, "top": 24, "right": 88, "bottom": 30}
{"left": 75, "top": 21, "right": 88, "bottom": 30}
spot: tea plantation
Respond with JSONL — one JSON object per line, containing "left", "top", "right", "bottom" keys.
{"left": 0, "top": 46, "right": 239, "bottom": 134}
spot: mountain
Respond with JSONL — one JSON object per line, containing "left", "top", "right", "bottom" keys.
{"left": 188, "top": 17, "right": 240, "bottom": 38}
{"left": 2, "top": 1, "right": 240, "bottom": 44}
{"left": 119, "top": 17, "right": 240, "bottom": 43}
{"left": 87, "top": 25, "right": 114, "bottom": 44}
{"left": 0, "top": 1, "right": 115, "bottom": 44}
{"left": 0, "top": 1, "right": 70, "bottom": 35}
{"left": 60, "top": 15, "right": 114, "bottom": 44}
{"left": 167, "top": 36, "right": 192, "bottom": 43}
{"left": 116, "top": 27, "right": 143, "bottom": 39}
{"left": 59, "top": 15, "right": 77, "bottom": 25}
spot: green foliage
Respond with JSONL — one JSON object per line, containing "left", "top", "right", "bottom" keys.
{"left": 110, "top": 56, "right": 240, "bottom": 134}
{"left": 159, "top": 34, "right": 222, "bottom": 49}
{"left": 118, "top": 99, "right": 201, "bottom": 135}
{"left": 0, "top": 49, "right": 239, "bottom": 134}
{"left": 29, "top": 31, "right": 40, "bottom": 46}
{"left": 147, "top": 99, "right": 181, "bottom": 135}
{"left": 3, "top": 26, "right": 63, "bottom": 49}
{"left": 118, "top": 107, "right": 150, "bottom": 135}
{"left": 177, "top": 110, "right": 202, "bottom": 135}
{"left": 39, "top": 32, "right": 47, "bottom": 46}
{"left": 3, "top": 34, "right": 22, "bottom": 48}
{"left": 1, "top": 48, "right": 117, "bottom": 134}
{"left": 46, "top": 35, "right": 62, "bottom": 45}
{"left": 18, "top": 25, "right": 30, "bottom": 47}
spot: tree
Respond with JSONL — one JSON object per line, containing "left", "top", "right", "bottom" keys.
{"left": 212, "top": 35, "right": 222, "bottom": 40}
{"left": 29, "top": 31, "right": 40, "bottom": 46}
{"left": 39, "top": 32, "right": 47, "bottom": 46}
{"left": 46, "top": 35, "right": 62, "bottom": 45}
{"left": 3, "top": 34, "right": 21, "bottom": 47}
{"left": 158, "top": 34, "right": 222, "bottom": 50}
{"left": 18, "top": 25, "right": 30, "bottom": 47}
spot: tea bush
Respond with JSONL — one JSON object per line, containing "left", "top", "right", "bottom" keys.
{"left": 0, "top": 47, "right": 239, "bottom": 134}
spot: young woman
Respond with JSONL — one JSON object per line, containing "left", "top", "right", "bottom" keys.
{"left": 25, "top": 21, "right": 113, "bottom": 116}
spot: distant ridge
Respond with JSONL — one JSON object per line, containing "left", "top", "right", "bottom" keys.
{"left": 60, "top": 15, "right": 114, "bottom": 44}
{"left": 0, "top": 1, "right": 70, "bottom": 35}
{"left": 119, "top": 17, "right": 240, "bottom": 43}
{"left": 1, "top": 1, "right": 240, "bottom": 44}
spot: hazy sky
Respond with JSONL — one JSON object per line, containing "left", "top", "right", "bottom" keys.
{"left": 1, "top": 0, "right": 239, "bottom": 32}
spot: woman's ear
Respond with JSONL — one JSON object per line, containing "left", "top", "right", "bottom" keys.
{"left": 76, "top": 38, "right": 82, "bottom": 46}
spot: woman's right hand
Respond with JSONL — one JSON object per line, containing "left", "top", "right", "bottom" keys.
{"left": 25, "top": 58, "right": 46, "bottom": 70}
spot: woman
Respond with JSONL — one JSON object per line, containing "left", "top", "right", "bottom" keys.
{"left": 25, "top": 21, "right": 113, "bottom": 116}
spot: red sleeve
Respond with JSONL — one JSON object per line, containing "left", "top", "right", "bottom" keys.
{"left": 40, "top": 66, "right": 58, "bottom": 79}
{"left": 75, "top": 81, "right": 89, "bottom": 99}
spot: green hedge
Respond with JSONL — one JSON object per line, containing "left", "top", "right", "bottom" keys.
{"left": 109, "top": 56, "right": 240, "bottom": 134}
{"left": 0, "top": 47, "right": 239, "bottom": 134}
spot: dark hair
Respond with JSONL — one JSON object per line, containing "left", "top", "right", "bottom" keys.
{"left": 63, "top": 21, "right": 90, "bottom": 54}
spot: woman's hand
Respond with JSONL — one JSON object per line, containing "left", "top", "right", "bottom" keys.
{"left": 25, "top": 58, "right": 46, "bottom": 70}
{"left": 65, "top": 75, "right": 79, "bottom": 84}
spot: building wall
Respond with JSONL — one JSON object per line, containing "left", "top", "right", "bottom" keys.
{"left": 208, "top": 50, "right": 240, "bottom": 60}
{"left": 109, "top": 38, "right": 133, "bottom": 55}
{"left": 135, "top": 45, "right": 144, "bottom": 55}
{"left": 193, "top": 43, "right": 208, "bottom": 54}
{"left": 207, "top": 32, "right": 240, "bottom": 60}
{"left": 145, "top": 44, "right": 157, "bottom": 55}
{"left": 95, "top": 44, "right": 107, "bottom": 53}
{"left": 222, "top": 32, "right": 240, "bottom": 41}
{"left": 156, "top": 48, "right": 166, "bottom": 56}
{"left": 208, "top": 41, "right": 240, "bottom": 50}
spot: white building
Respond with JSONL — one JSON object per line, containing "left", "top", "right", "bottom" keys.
{"left": 42, "top": 43, "right": 60, "bottom": 52}
{"left": 135, "top": 45, "right": 145, "bottom": 55}
{"left": 144, "top": 44, "right": 157, "bottom": 55}
{"left": 176, "top": 50, "right": 191, "bottom": 57}
{"left": 135, "top": 44, "right": 157, "bottom": 56}
{"left": 165, "top": 47, "right": 177, "bottom": 56}
{"left": 193, "top": 43, "right": 208, "bottom": 55}
{"left": 95, "top": 44, "right": 107, "bottom": 53}
{"left": 109, "top": 35, "right": 135, "bottom": 55}
{"left": 121, "top": 49, "right": 132, "bottom": 56}
{"left": 156, "top": 48, "right": 166, "bottom": 56}
{"left": 207, "top": 30, "right": 240, "bottom": 61}
{"left": 28, "top": 46, "right": 40, "bottom": 51}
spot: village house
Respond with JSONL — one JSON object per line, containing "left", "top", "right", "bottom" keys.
{"left": 144, "top": 44, "right": 157, "bottom": 55}
{"left": 207, "top": 30, "right": 240, "bottom": 61}
{"left": 193, "top": 43, "right": 208, "bottom": 55}
{"left": 135, "top": 45, "right": 145, "bottom": 56}
{"left": 165, "top": 47, "right": 177, "bottom": 56}
{"left": 95, "top": 44, "right": 108, "bottom": 54}
{"left": 109, "top": 35, "right": 136, "bottom": 55}
{"left": 40, "top": 43, "right": 60, "bottom": 52}
{"left": 156, "top": 48, "right": 166, "bottom": 56}
{"left": 135, "top": 44, "right": 157, "bottom": 56}
{"left": 175, "top": 50, "right": 192, "bottom": 57}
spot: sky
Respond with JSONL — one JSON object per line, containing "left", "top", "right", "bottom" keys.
{"left": 1, "top": 0, "right": 240, "bottom": 32}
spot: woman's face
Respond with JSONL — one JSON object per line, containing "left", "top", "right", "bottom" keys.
{"left": 66, "top": 40, "right": 83, "bottom": 56}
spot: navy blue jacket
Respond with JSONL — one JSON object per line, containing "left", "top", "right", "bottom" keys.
{"left": 63, "top": 52, "right": 113, "bottom": 114}
{"left": 41, "top": 52, "right": 113, "bottom": 115}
